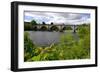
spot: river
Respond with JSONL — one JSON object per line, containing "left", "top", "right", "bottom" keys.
{"left": 26, "top": 31, "right": 78, "bottom": 47}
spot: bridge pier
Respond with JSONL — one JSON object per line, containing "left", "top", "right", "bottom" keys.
{"left": 73, "top": 25, "right": 76, "bottom": 33}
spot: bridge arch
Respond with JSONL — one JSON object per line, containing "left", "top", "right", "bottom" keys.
{"left": 49, "top": 25, "right": 59, "bottom": 31}
{"left": 40, "top": 25, "right": 48, "bottom": 31}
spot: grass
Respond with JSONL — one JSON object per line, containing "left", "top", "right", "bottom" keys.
{"left": 24, "top": 25, "right": 90, "bottom": 62}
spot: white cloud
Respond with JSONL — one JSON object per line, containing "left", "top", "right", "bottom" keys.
{"left": 24, "top": 11, "right": 90, "bottom": 25}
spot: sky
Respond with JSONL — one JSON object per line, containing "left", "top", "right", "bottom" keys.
{"left": 24, "top": 11, "right": 90, "bottom": 25}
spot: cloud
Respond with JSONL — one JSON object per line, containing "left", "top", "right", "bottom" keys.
{"left": 24, "top": 11, "right": 90, "bottom": 25}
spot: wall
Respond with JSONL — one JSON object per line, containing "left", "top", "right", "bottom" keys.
{"left": 0, "top": 0, "right": 99, "bottom": 73}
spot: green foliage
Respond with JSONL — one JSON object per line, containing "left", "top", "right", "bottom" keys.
{"left": 24, "top": 22, "right": 33, "bottom": 30}
{"left": 77, "top": 25, "right": 90, "bottom": 38}
{"left": 24, "top": 25, "right": 90, "bottom": 62}
{"left": 24, "top": 32, "right": 37, "bottom": 61}
{"left": 24, "top": 20, "right": 37, "bottom": 30}
{"left": 30, "top": 20, "right": 37, "bottom": 25}
{"left": 60, "top": 33, "right": 75, "bottom": 44}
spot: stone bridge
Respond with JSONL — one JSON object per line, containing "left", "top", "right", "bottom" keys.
{"left": 32, "top": 24, "right": 80, "bottom": 33}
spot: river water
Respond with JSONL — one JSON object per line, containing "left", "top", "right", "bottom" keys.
{"left": 26, "top": 31, "right": 78, "bottom": 47}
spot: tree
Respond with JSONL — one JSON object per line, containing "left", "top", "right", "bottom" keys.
{"left": 51, "top": 22, "right": 53, "bottom": 25}
{"left": 31, "top": 20, "right": 37, "bottom": 25}
{"left": 42, "top": 22, "right": 46, "bottom": 25}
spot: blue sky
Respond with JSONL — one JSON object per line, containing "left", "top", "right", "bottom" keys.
{"left": 24, "top": 11, "right": 90, "bottom": 25}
